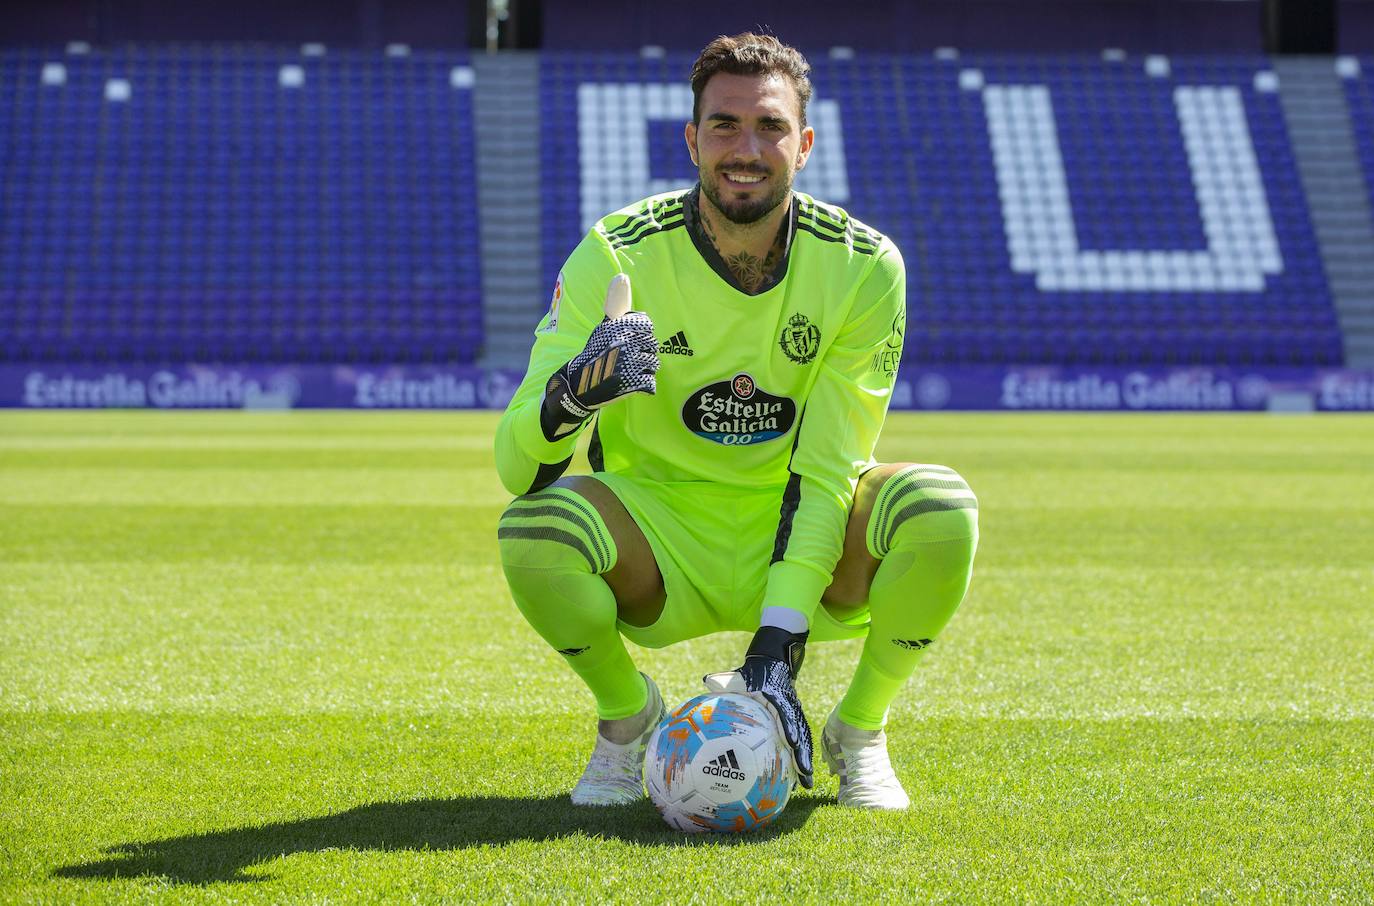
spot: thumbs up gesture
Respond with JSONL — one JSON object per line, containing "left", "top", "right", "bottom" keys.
{"left": 603, "top": 272, "right": 633, "bottom": 320}
{"left": 540, "top": 273, "right": 660, "bottom": 436}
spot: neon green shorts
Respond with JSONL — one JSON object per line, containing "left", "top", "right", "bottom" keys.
{"left": 591, "top": 472, "right": 870, "bottom": 649}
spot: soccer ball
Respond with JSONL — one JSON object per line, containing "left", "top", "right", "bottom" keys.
{"left": 645, "top": 691, "right": 795, "bottom": 833}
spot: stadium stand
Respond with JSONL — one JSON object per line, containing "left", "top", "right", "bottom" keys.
{"left": 0, "top": 45, "right": 483, "bottom": 364}
{"left": 0, "top": 47, "right": 1357, "bottom": 369}
{"left": 1335, "top": 56, "right": 1374, "bottom": 287}
{"left": 543, "top": 52, "right": 1344, "bottom": 367}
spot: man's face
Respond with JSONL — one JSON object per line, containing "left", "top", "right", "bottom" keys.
{"left": 685, "top": 72, "right": 814, "bottom": 226}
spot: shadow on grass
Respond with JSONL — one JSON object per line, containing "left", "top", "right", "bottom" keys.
{"left": 53, "top": 794, "right": 826, "bottom": 884}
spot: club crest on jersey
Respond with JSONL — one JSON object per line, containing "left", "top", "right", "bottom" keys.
{"left": 779, "top": 312, "right": 821, "bottom": 364}
{"left": 537, "top": 272, "right": 564, "bottom": 334}
{"left": 682, "top": 373, "right": 796, "bottom": 446}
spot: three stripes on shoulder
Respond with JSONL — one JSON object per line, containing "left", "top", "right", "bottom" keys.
{"left": 604, "top": 191, "right": 883, "bottom": 256}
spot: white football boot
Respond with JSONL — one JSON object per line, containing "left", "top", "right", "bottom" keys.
{"left": 821, "top": 708, "right": 911, "bottom": 810}
{"left": 570, "top": 673, "right": 665, "bottom": 806}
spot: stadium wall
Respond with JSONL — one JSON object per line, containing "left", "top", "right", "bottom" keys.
{"left": 0, "top": 1, "right": 1267, "bottom": 53}
{"left": 0, "top": 0, "right": 472, "bottom": 49}
{"left": 5, "top": 364, "right": 1374, "bottom": 412}
{"left": 541, "top": 1, "right": 1266, "bottom": 54}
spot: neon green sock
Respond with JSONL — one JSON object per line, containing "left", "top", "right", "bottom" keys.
{"left": 498, "top": 487, "right": 647, "bottom": 720}
{"left": 837, "top": 466, "right": 979, "bottom": 731}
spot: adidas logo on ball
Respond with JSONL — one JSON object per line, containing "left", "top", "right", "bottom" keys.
{"left": 701, "top": 749, "right": 747, "bottom": 781}
{"left": 647, "top": 691, "right": 795, "bottom": 833}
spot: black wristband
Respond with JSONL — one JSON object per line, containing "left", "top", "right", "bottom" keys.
{"left": 539, "top": 367, "right": 592, "bottom": 442}
{"left": 745, "top": 625, "right": 808, "bottom": 676}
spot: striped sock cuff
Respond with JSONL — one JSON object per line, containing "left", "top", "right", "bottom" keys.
{"left": 497, "top": 488, "right": 618, "bottom": 575}
{"left": 866, "top": 465, "right": 979, "bottom": 559}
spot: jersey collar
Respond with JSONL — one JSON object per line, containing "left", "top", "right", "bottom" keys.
{"left": 683, "top": 184, "right": 798, "bottom": 296}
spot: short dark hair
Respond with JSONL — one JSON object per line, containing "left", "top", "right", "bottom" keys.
{"left": 689, "top": 32, "right": 813, "bottom": 128}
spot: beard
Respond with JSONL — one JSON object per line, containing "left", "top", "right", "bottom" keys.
{"left": 699, "top": 162, "right": 793, "bottom": 225}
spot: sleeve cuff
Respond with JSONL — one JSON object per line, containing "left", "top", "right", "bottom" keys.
{"left": 761, "top": 560, "right": 832, "bottom": 624}
{"left": 513, "top": 394, "right": 585, "bottom": 464}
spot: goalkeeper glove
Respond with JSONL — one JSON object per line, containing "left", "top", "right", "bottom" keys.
{"left": 541, "top": 274, "right": 659, "bottom": 440}
{"left": 721, "top": 625, "right": 813, "bottom": 789}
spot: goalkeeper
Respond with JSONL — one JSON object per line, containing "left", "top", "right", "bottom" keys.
{"left": 495, "top": 33, "right": 978, "bottom": 810}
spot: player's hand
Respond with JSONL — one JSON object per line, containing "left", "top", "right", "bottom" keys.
{"left": 719, "top": 625, "right": 813, "bottom": 789}
{"left": 541, "top": 274, "right": 659, "bottom": 439}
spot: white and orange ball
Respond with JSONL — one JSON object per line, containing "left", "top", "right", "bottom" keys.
{"left": 645, "top": 691, "right": 795, "bottom": 834}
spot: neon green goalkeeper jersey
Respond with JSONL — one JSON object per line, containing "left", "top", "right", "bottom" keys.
{"left": 495, "top": 186, "right": 906, "bottom": 617}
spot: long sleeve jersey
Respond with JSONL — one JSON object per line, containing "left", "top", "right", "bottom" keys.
{"left": 495, "top": 186, "right": 906, "bottom": 619}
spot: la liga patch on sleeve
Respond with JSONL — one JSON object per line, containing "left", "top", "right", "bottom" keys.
{"left": 538, "top": 272, "right": 564, "bottom": 334}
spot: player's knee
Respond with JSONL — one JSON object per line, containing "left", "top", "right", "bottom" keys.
{"left": 866, "top": 463, "right": 978, "bottom": 559}
{"left": 497, "top": 486, "right": 618, "bottom": 575}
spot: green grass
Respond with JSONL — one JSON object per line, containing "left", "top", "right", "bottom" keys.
{"left": 2, "top": 411, "right": 1372, "bottom": 903}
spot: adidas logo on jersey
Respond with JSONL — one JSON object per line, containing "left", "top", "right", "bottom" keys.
{"left": 701, "top": 749, "right": 746, "bottom": 780}
{"left": 659, "top": 330, "right": 695, "bottom": 356}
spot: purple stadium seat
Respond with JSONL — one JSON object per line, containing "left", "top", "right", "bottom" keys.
{"left": 0, "top": 46, "right": 482, "bottom": 365}
{"left": 542, "top": 50, "right": 1343, "bottom": 369}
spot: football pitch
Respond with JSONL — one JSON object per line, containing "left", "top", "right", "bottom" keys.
{"left": 2, "top": 410, "right": 1371, "bottom": 903}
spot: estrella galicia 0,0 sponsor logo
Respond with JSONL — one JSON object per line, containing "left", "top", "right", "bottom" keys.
{"left": 682, "top": 373, "right": 797, "bottom": 445}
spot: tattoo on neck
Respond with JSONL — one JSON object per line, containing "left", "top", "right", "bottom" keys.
{"left": 698, "top": 211, "right": 719, "bottom": 245}
{"left": 701, "top": 210, "right": 787, "bottom": 293}
{"left": 725, "top": 246, "right": 781, "bottom": 294}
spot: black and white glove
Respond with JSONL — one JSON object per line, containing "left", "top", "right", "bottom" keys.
{"left": 540, "top": 274, "right": 659, "bottom": 440}
{"left": 725, "top": 625, "right": 813, "bottom": 789}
